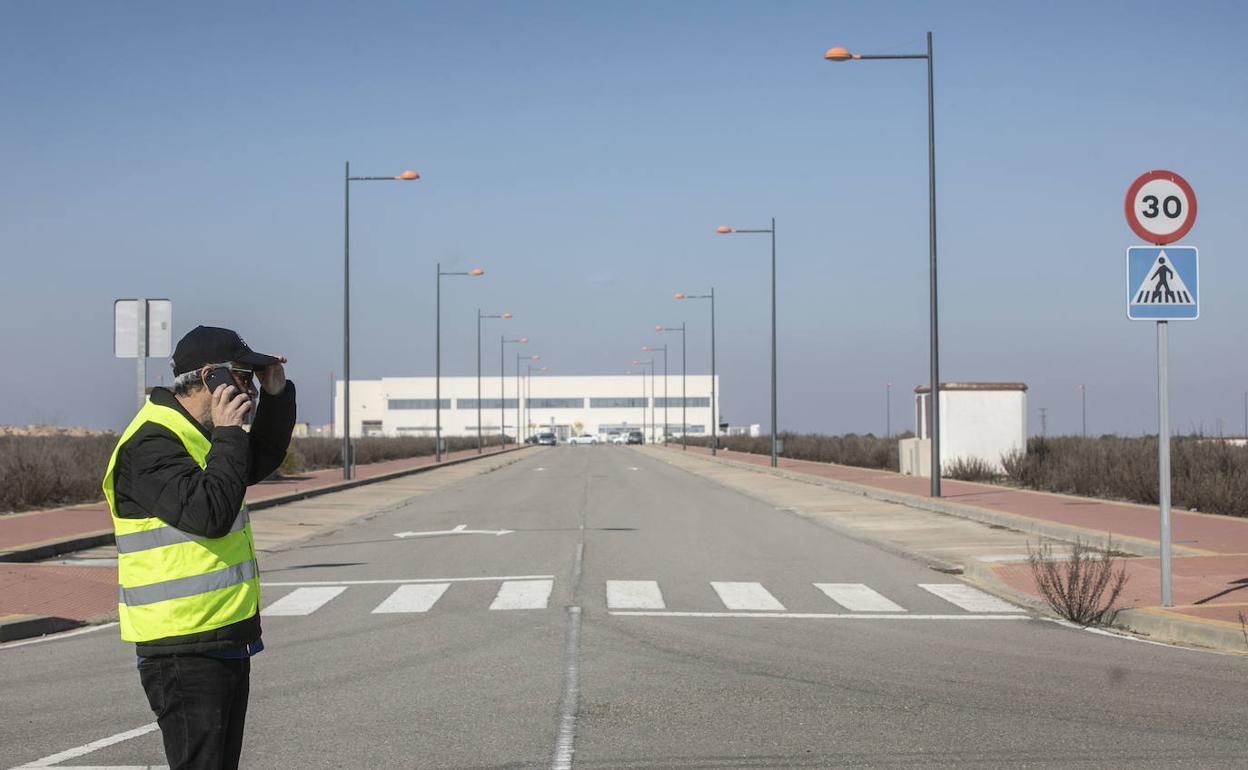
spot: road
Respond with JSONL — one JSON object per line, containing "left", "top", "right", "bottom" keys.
{"left": 2, "top": 446, "right": 1246, "bottom": 769}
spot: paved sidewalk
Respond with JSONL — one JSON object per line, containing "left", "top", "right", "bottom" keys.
{"left": 0, "top": 446, "right": 537, "bottom": 642}
{"left": 654, "top": 444, "right": 1248, "bottom": 652}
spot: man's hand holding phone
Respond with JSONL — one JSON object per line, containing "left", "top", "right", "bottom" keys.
{"left": 208, "top": 371, "right": 253, "bottom": 428}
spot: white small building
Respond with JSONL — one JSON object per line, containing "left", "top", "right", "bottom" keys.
{"left": 333, "top": 374, "right": 718, "bottom": 443}
{"left": 900, "top": 383, "right": 1028, "bottom": 476}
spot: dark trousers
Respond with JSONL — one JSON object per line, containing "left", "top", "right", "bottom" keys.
{"left": 138, "top": 655, "right": 250, "bottom": 770}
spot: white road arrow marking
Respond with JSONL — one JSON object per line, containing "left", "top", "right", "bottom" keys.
{"left": 393, "top": 524, "right": 515, "bottom": 538}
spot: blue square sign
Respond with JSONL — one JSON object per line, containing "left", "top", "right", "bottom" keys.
{"left": 1127, "top": 246, "right": 1198, "bottom": 320}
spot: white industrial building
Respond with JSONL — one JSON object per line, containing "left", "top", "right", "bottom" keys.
{"left": 333, "top": 374, "right": 719, "bottom": 442}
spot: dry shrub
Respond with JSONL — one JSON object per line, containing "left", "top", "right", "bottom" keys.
{"left": 1027, "top": 539, "right": 1128, "bottom": 625}
{"left": 689, "top": 432, "right": 902, "bottom": 471}
{"left": 0, "top": 435, "right": 117, "bottom": 513}
{"left": 943, "top": 457, "right": 1000, "bottom": 482}
{"left": 282, "top": 435, "right": 506, "bottom": 474}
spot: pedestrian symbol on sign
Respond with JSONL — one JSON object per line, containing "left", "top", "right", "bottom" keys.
{"left": 1132, "top": 252, "right": 1193, "bottom": 305}
{"left": 1126, "top": 246, "right": 1198, "bottom": 320}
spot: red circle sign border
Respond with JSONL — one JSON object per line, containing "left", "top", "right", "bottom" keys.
{"left": 1124, "top": 169, "right": 1197, "bottom": 245}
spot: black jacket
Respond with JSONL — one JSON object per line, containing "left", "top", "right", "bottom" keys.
{"left": 113, "top": 382, "right": 296, "bottom": 656}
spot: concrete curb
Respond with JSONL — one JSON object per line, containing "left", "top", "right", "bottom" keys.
{"left": 0, "top": 446, "right": 536, "bottom": 563}
{"left": 1113, "top": 608, "right": 1248, "bottom": 652}
{"left": 674, "top": 449, "right": 1196, "bottom": 558}
{"left": 0, "top": 614, "right": 83, "bottom": 643}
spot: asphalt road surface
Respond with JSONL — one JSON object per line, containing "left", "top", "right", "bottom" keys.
{"left": 3, "top": 446, "right": 1246, "bottom": 769}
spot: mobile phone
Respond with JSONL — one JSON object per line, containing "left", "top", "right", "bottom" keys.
{"left": 204, "top": 367, "right": 235, "bottom": 394}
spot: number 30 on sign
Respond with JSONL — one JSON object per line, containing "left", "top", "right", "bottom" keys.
{"left": 1124, "top": 170, "right": 1197, "bottom": 245}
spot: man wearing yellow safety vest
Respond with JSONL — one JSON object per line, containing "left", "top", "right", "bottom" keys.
{"left": 103, "top": 325, "right": 296, "bottom": 770}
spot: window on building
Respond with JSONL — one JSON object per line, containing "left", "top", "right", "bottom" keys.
{"left": 527, "top": 398, "right": 584, "bottom": 409}
{"left": 388, "top": 399, "right": 451, "bottom": 410}
{"left": 590, "top": 397, "right": 648, "bottom": 408}
{"left": 654, "top": 397, "right": 710, "bottom": 408}
{"left": 458, "top": 398, "right": 518, "bottom": 409}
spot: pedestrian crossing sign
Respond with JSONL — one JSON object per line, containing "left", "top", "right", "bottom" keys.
{"left": 1127, "top": 246, "right": 1198, "bottom": 320}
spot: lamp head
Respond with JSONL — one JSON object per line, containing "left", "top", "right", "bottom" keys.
{"left": 824, "top": 47, "right": 855, "bottom": 61}
{"left": 519, "top": 337, "right": 529, "bottom": 343}
{"left": 501, "top": 312, "right": 513, "bottom": 319}
{"left": 469, "top": 268, "right": 484, "bottom": 276}
{"left": 655, "top": 324, "right": 663, "bottom": 332}
{"left": 397, "top": 170, "right": 420, "bottom": 180}
{"left": 715, "top": 226, "right": 733, "bottom": 234}
{"left": 674, "top": 293, "right": 687, "bottom": 299}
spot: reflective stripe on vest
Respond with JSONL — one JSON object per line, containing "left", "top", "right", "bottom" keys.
{"left": 102, "top": 400, "right": 260, "bottom": 643}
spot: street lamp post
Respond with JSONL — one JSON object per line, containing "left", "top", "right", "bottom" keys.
{"left": 517, "top": 352, "right": 540, "bottom": 443}
{"left": 632, "top": 359, "right": 655, "bottom": 442}
{"left": 642, "top": 345, "right": 668, "bottom": 444}
{"left": 477, "top": 310, "right": 512, "bottom": 453}
{"left": 825, "top": 32, "right": 942, "bottom": 496}
{"left": 716, "top": 221, "right": 777, "bottom": 467}
{"left": 501, "top": 336, "right": 529, "bottom": 445}
{"left": 342, "top": 163, "right": 419, "bottom": 479}
{"left": 657, "top": 324, "right": 687, "bottom": 450}
{"left": 436, "top": 264, "right": 484, "bottom": 462}
{"left": 886, "top": 382, "right": 893, "bottom": 438}
{"left": 676, "top": 289, "right": 716, "bottom": 455}
{"left": 1080, "top": 384, "right": 1087, "bottom": 438}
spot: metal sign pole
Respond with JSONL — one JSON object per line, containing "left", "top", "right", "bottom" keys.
{"left": 1157, "top": 320, "right": 1172, "bottom": 607}
{"left": 136, "top": 298, "right": 148, "bottom": 408}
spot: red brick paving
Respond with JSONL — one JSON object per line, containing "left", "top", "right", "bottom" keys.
{"left": 0, "top": 563, "right": 118, "bottom": 621}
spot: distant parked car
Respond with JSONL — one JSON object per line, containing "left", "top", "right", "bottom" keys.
{"left": 569, "top": 433, "right": 598, "bottom": 445}
{"left": 626, "top": 430, "right": 644, "bottom": 445}
{"left": 536, "top": 432, "right": 557, "bottom": 446}
{"left": 607, "top": 432, "right": 624, "bottom": 445}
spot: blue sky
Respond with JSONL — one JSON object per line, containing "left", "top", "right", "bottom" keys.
{"left": 2, "top": 1, "right": 1246, "bottom": 436}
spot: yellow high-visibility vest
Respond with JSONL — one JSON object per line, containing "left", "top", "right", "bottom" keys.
{"left": 102, "top": 400, "right": 259, "bottom": 643}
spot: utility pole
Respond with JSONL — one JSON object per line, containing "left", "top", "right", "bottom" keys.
{"left": 1039, "top": 407, "right": 1048, "bottom": 438}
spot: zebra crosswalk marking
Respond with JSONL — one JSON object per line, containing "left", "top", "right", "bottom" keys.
{"left": 371, "top": 583, "right": 450, "bottom": 614}
{"left": 814, "top": 583, "right": 905, "bottom": 612}
{"left": 263, "top": 586, "right": 346, "bottom": 616}
{"left": 918, "top": 583, "right": 1024, "bottom": 613}
{"left": 710, "top": 581, "right": 786, "bottom": 611}
{"left": 606, "top": 580, "right": 666, "bottom": 609}
{"left": 489, "top": 579, "right": 554, "bottom": 610}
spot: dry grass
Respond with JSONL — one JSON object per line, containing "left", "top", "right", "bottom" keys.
{"left": 689, "top": 432, "right": 903, "bottom": 471}
{"left": 1027, "top": 539, "right": 1129, "bottom": 625}
{"left": 0, "top": 433, "right": 507, "bottom": 514}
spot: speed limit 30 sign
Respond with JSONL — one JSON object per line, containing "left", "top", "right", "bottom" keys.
{"left": 1124, "top": 169, "right": 1196, "bottom": 245}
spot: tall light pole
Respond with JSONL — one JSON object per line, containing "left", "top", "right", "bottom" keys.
{"left": 517, "top": 352, "right": 540, "bottom": 443}
{"left": 676, "top": 289, "right": 717, "bottom": 455}
{"left": 501, "top": 336, "right": 529, "bottom": 445}
{"left": 642, "top": 345, "right": 668, "bottom": 444}
{"left": 657, "top": 324, "right": 687, "bottom": 450}
{"left": 1080, "top": 384, "right": 1087, "bottom": 438}
{"left": 436, "top": 265, "right": 484, "bottom": 462}
{"left": 477, "top": 310, "right": 513, "bottom": 453}
{"left": 716, "top": 221, "right": 777, "bottom": 467}
{"left": 632, "top": 359, "right": 655, "bottom": 442}
{"left": 825, "top": 32, "right": 942, "bottom": 496}
{"left": 342, "top": 164, "right": 419, "bottom": 479}
{"left": 886, "top": 382, "right": 893, "bottom": 439}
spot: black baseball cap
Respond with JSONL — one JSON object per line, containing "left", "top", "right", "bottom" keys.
{"left": 172, "top": 326, "right": 281, "bottom": 375}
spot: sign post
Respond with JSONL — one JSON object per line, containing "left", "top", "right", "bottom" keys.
{"left": 115, "top": 299, "right": 173, "bottom": 409}
{"left": 1124, "top": 170, "right": 1198, "bottom": 608}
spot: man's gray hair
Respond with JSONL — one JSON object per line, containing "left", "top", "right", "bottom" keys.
{"left": 169, "top": 361, "right": 234, "bottom": 396}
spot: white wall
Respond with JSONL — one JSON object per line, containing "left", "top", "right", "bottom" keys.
{"left": 912, "top": 387, "right": 1027, "bottom": 474}
{"left": 334, "top": 374, "right": 718, "bottom": 442}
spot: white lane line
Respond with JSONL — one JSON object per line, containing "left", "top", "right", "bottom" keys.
{"left": 9, "top": 722, "right": 159, "bottom": 768}
{"left": 371, "top": 583, "right": 450, "bottom": 614}
{"left": 606, "top": 580, "right": 666, "bottom": 609}
{"left": 814, "top": 583, "right": 905, "bottom": 612}
{"left": 710, "top": 581, "right": 786, "bottom": 611}
{"left": 919, "top": 583, "right": 1024, "bottom": 613}
{"left": 263, "top": 575, "right": 553, "bottom": 587}
{"left": 490, "top": 579, "right": 554, "bottom": 610}
{"left": 0, "top": 622, "right": 118, "bottom": 651}
{"left": 609, "top": 611, "right": 1031, "bottom": 620}
{"left": 262, "top": 586, "right": 346, "bottom": 616}
{"left": 37, "top": 765, "right": 168, "bottom": 769}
